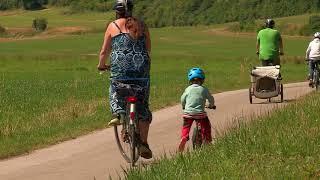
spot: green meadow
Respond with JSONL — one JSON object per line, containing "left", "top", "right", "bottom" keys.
{"left": 0, "top": 10, "right": 312, "bottom": 158}
{"left": 0, "top": 8, "right": 113, "bottom": 29}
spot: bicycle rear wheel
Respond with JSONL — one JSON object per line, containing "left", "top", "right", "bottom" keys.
{"left": 114, "top": 123, "right": 131, "bottom": 163}
{"left": 280, "top": 84, "right": 284, "bottom": 102}
{"left": 114, "top": 115, "right": 139, "bottom": 164}
{"left": 129, "top": 125, "right": 139, "bottom": 166}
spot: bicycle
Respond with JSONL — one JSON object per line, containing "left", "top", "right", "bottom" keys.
{"left": 100, "top": 69, "right": 148, "bottom": 167}
{"left": 191, "top": 106, "right": 216, "bottom": 150}
{"left": 307, "top": 59, "right": 320, "bottom": 90}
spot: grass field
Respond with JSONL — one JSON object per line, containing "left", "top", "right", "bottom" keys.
{"left": 0, "top": 8, "right": 113, "bottom": 29}
{"left": 0, "top": 10, "right": 313, "bottom": 159}
{"left": 127, "top": 92, "right": 320, "bottom": 179}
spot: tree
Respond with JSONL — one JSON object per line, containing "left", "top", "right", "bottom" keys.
{"left": 23, "top": 0, "right": 44, "bottom": 10}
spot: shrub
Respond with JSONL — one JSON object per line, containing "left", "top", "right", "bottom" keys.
{"left": 32, "top": 18, "right": 48, "bottom": 32}
{"left": 299, "top": 25, "right": 312, "bottom": 36}
{"left": 239, "top": 18, "right": 256, "bottom": 32}
{"left": 228, "top": 17, "right": 259, "bottom": 33}
{"left": 23, "top": 0, "right": 46, "bottom": 10}
{"left": 227, "top": 23, "right": 241, "bottom": 32}
{"left": 0, "top": 25, "right": 6, "bottom": 35}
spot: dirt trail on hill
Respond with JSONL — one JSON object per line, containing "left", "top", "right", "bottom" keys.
{"left": 0, "top": 27, "right": 89, "bottom": 43}
{"left": 0, "top": 82, "right": 312, "bottom": 180}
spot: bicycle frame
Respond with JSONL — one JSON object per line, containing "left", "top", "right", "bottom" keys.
{"left": 192, "top": 120, "right": 203, "bottom": 149}
{"left": 127, "top": 96, "right": 137, "bottom": 124}
{"left": 191, "top": 107, "right": 215, "bottom": 150}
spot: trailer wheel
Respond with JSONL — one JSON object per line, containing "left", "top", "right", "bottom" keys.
{"left": 249, "top": 88, "right": 253, "bottom": 104}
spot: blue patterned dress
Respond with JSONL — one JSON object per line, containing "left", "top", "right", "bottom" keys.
{"left": 109, "top": 22, "right": 152, "bottom": 121}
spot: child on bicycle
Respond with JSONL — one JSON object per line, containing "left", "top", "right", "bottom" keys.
{"left": 178, "top": 68, "right": 216, "bottom": 152}
{"left": 306, "top": 32, "right": 320, "bottom": 86}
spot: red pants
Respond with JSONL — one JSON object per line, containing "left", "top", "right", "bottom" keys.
{"left": 180, "top": 117, "right": 212, "bottom": 143}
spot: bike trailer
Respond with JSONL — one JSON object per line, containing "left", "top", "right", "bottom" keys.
{"left": 249, "top": 65, "right": 283, "bottom": 102}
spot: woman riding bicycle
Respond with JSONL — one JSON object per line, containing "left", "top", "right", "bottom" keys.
{"left": 306, "top": 32, "right": 320, "bottom": 86}
{"left": 98, "top": 0, "right": 152, "bottom": 159}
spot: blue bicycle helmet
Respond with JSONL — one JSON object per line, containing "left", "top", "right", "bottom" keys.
{"left": 188, "top": 68, "right": 205, "bottom": 81}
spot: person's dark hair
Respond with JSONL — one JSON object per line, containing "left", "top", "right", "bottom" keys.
{"left": 126, "top": 17, "right": 145, "bottom": 40}
{"left": 190, "top": 78, "right": 204, "bottom": 85}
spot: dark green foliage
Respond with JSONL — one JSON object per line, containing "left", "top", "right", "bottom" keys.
{"left": 46, "top": 0, "right": 111, "bottom": 12}
{"left": 0, "top": 0, "right": 23, "bottom": 10}
{"left": 69, "top": 0, "right": 112, "bottom": 12}
{"left": 2, "top": 0, "right": 320, "bottom": 28}
{"left": 23, "top": 0, "right": 49, "bottom": 10}
{"left": 133, "top": 0, "right": 320, "bottom": 27}
{"left": 309, "top": 15, "right": 320, "bottom": 32}
{"left": 32, "top": 18, "right": 48, "bottom": 31}
{"left": 0, "top": 0, "right": 47, "bottom": 10}
{"left": 47, "top": 0, "right": 75, "bottom": 6}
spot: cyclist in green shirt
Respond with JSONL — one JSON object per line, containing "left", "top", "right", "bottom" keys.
{"left": 256, "top": 19, "right": 284, "bottom": 66}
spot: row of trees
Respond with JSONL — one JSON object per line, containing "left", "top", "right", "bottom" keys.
{"left": 133, "top": 0, "right": 320, "bottom": 27}
{"left": 1, "top": 0, "right": 320, "bottom": 28}
{"left": 0, "top": 0, "right": 47, "bottom": 10}
{"left": 0, "top": 0, "right": 110, "bottom": 11}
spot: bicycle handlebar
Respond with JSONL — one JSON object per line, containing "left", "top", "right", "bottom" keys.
{"left": 98, "top": 67, "right": 109, "bottom": 71}
{"left": 98, "top": 65, "right": 110, "bottom": 74}
{"left": 256, "top": 52, "right": 284, "bottom": 56}
{"left": 205, "top": 105, "right": 216, "bottom": 110}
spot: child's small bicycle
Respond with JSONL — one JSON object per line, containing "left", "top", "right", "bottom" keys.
{"left": 191, "top": 106, "right": 216, "bottom": 150}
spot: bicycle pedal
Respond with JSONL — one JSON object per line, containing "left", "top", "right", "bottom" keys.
{"left": 121, "top": 131, "right": 130, "bottom": 143}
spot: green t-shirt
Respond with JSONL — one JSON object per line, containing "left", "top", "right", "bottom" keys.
{"left": 181, "top": 84, "right": 215, "bottom": 114}
{"left": 257, "top": 28, "right": 281, "bottom": 60}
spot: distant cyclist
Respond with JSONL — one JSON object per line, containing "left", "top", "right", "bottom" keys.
{"left": 256, "top": 19, "right": 284, "bottom": 66}
{"left": 178, "top": 68, "right": 215, "bottom": 152}
{"left": 98, "top": 0, "right": 152, "bottom": 159}
{"left": 306, "top": 32, "right": 320, "bottom": 86}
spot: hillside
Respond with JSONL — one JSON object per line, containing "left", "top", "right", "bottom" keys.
{"left": 134, "top": 0, "right": 320, "bottom": 27}
{"left": 1, "top": 0, "right": 320, "bottom": 27}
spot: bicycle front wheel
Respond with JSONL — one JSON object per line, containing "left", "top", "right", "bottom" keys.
{"left": 314, "top": 70, "right": 319, "bottom": 90}
{"left": 192, "top": 126, "right": 202, "bottom": 150}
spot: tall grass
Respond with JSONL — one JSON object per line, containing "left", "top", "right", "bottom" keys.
{"left": 127, "top": 92, "right": 320, "bottom": 179}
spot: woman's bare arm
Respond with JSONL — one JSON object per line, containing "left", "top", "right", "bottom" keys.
{"left": 98, "top": 24, "right": 112, "bottom": 70}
